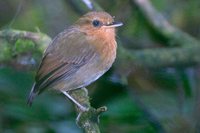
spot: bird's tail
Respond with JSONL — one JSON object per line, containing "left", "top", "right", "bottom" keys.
{"left": 27, "top": 83, "right": 37, "bottom": 106}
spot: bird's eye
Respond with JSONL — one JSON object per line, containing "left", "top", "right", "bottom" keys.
{"left": 92, "top": 20, "right": 101, "bottom": 27}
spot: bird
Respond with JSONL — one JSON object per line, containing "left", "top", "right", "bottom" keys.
{"left": 27, "top": 11, "right": 123, "bottom": 111}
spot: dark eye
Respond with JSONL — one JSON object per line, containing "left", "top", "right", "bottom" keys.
{"left": 92, "top": 20, "right": 101, "bottom": 27}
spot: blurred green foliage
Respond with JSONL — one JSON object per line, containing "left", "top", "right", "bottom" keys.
{"left": 0, "top": 0, "right": 200, "bottom": 133}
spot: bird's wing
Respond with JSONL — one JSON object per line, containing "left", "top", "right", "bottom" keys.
{"left": 32, "top": 28, "right": 96, "bottom": 95}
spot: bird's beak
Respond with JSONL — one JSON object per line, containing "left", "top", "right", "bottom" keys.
{"left": 103, "top": 21, "right": 123, "bottom": 28}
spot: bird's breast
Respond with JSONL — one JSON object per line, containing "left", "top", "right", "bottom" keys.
{"left": 87, "top": 30, "right": 117, "bottom": 69}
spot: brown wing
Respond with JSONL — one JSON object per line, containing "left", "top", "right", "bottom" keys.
{"left": 29, "top": 28, "right": 96, "bottom": 100}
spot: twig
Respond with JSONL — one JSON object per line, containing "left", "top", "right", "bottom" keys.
{"left": 132, "top": 0, "right": 200, "bottom": 47}
{"left": 81, "top": 0, "right": 94, "bottom": 10}
{"left": 8, "top": 0, "right": 24, "bottom": 28}
{"left": 68, "top": 0, "right": 103, "bottom": 13}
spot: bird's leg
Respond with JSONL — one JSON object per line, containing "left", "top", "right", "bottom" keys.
{"left": 62, "top": 91, "right": 89, "bottom": 112}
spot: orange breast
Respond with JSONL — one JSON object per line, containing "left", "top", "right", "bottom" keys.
{"left": 87, "top": 28, "right": 117, "bottom": 67}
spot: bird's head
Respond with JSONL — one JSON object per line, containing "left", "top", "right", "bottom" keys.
{"left": 75, "top": 11, "right": 123, "bottom": 37}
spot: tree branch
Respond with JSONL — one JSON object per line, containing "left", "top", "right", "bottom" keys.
{"left": 0, "top": 29, "right": 51, "bottom": 49}
{"left": 118, "top": 45, "right": 200, "bottom": 68}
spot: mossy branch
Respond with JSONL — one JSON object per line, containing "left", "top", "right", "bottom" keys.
{"left": 0, "top": 29, "right": 51, "bottom": 68}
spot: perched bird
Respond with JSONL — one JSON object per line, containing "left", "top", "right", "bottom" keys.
{"left": 27, "top": 11, "right": 123, "bottom": 111}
